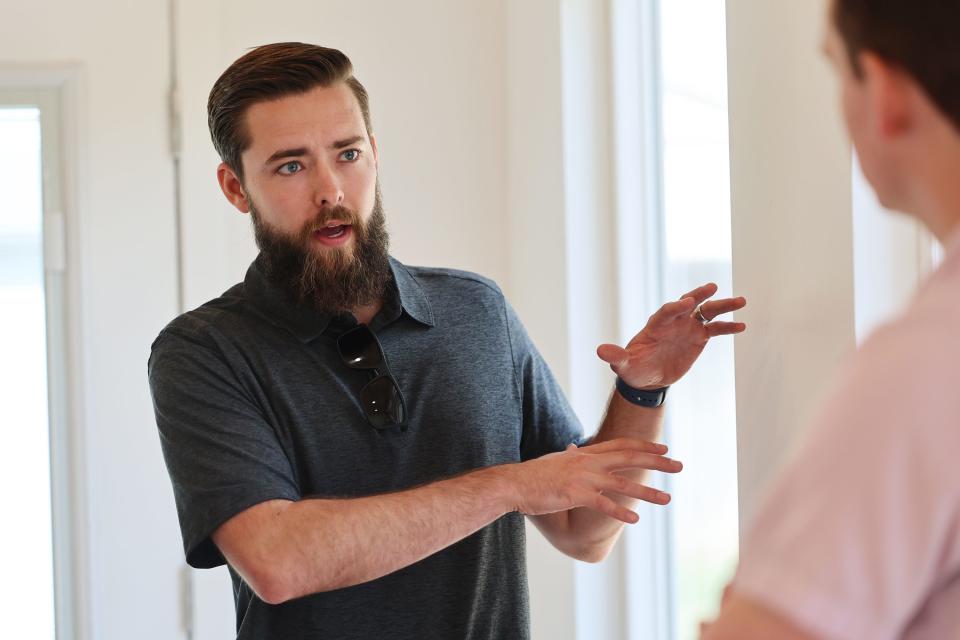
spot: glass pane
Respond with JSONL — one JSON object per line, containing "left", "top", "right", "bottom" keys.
{"left": 659, "top": 3, "right": 738, "bottom": 639}
{"left": 0, "top": 105, "right": 56, "bottom": 637}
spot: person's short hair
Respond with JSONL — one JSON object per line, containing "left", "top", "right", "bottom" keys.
{"left": 833, "top": 0, "right": 960, "bottom": 131}
{"left": 207, "top": 42, "right": 372, "bottom": 181}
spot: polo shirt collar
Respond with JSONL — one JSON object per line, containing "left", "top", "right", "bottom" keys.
{"left": 244, "top": 254, "right": 435, "bottom": 343}
{"left": 388, "top": 256, "right": 436, "bottom": 328}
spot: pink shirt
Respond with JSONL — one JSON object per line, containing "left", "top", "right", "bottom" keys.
{"left": 734, "top": 228, "right": 960, "bottom": 640}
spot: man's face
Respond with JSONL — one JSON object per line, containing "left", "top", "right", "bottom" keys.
{"left": 217, "top": 82, "right": 392, "bottom": 311}
{"left": 239, "top": 82, "right": 379, "bottom": 253}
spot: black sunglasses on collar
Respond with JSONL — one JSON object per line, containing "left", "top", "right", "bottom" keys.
{"left": 336, "top": 324, "right": 408, "bottom": 431}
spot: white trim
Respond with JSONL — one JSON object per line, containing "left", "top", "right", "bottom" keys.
{"left": 167, "top": 1, "right": 197, "bottom": 633}
{"left": 608, "top": 1, "right": 674, "bottom": 638}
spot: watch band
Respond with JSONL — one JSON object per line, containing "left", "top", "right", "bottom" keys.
{"left": 616, "top": 377, "right": 669, "bottom": 408}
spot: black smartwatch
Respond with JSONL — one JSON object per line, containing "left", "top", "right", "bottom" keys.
{"left": 616, "top": 377, "right": 668, "bottom": 408}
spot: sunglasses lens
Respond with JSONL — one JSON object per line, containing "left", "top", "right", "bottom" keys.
{"left": 338, "top": 326, "right": 407, "bottom": 430}
{"left": 361, "top": 375, "right": 406, "bottom": 429}
{"left": 338, "top": 326, "right": 384, "bottom": 369}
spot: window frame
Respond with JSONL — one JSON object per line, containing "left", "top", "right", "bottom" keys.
{"left": 608, "top": 1, "right": 675, "bottom": 637}
{"left": 1, "top": 78, "right": 84, "bottom": 640}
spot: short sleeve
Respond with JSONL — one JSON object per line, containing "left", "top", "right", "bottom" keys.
{"left": 503, "top": 299, "right": 585, "bottom": 461}
{"left": 148, "top": 327, "right": 301, "bottom": 569}
{"left": 733, "top": 321, "right": 960, "bottom": 640}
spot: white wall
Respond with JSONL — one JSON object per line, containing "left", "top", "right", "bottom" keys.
{"left": 726, "top": 0, "right": 856, "bottom": 528}
{"left": 0, "top": 1, "right": 183, "bottom": 638}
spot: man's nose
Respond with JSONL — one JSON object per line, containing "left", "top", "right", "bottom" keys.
{"left": 312, "top": 162, "right": 344, "bottom": 208}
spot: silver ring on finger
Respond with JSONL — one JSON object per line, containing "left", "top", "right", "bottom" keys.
{"left": 694, "top": 303, "right": 708, "bottom": 324}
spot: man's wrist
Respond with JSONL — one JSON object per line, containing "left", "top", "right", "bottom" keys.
{"left": 476, "top": 463, "right": 523, "bottom": 516}
{"left": 615, "top": 377, "right": 669, "bottom": 408}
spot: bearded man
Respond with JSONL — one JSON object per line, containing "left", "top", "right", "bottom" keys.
{"left": 148, "top": 42, "right": 745, "bottom": 640}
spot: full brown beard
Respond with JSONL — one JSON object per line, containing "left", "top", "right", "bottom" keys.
{"left": 250, "top": 186, "right": 393, "bottom": 313}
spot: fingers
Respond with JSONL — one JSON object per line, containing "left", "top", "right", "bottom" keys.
{"left": 651, "top": 284, "right": 746, "bottom": 325}
{"left": 697, "top": 296, "right": 747, "bottom": 322}
{"left": 705, "top": 321, "right": 747, "bottom": 337}
{"left": 579, "top": 437, "right": 668, "bottom": 456}
{"left": 649, "top": 288, "right": 743, "bottom": 327}
{"left": 652, "top": 296, "right": 697, "bottom": 323}
{"left": 600, "top": 450, "right": 683, "bottom": 474}
{"left": 579, "top": 490, "right": 641, "bottom": 523}
{"left": 679, "top": 282, "right": 719, "bottom": 304}
{"left": 592, "top": 472, "right": 672, "bottom": 506}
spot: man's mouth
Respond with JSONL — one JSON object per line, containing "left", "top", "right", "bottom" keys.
{"left": 318, "top": 225, "right": 348, "bottom": 238}
{"left": 312, "top": 220, "right": 354, "bottom": 247}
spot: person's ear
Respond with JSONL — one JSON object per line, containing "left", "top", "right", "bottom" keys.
{"left": 217, "top": 162, "right": 251, "bottom": 213}
{"left": 370, "top": 133, "right": 379, "bottom": 170}
{"left": 860, "top": 51, "right": 911, "bottom": 140}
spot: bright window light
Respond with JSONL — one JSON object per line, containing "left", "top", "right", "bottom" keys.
{"left": 0, "top": 105, "right": 57, "bottom": 638}
{"left": 659, "top": 2, "right": 738, "bottom": 638}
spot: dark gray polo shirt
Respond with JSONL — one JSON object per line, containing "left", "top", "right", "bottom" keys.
{"left": 148, "top": 255, "right": 583, "bottom": 640}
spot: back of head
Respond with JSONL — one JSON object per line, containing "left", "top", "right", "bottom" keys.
{"left": 833, "top": 0, "right": 960, "bottom": 132}
{"left": 207, "top": 42, "right": 373, "bottom": 181}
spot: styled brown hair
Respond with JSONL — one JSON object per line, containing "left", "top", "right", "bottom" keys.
{"left": 207, "top": 42, "right": 372, "bottom": 180}
{"left": 833, "top": 0, "right": 960, "bottom": 130}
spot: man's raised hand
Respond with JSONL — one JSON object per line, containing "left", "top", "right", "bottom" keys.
{"left": 597, "top": 283, "right": 746, "bottom": 390}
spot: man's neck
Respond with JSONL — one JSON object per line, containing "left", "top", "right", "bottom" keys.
{"left": 351, "top": 299, "right": 383, "bottom": 326}
{"left": 911, "top": 170, "right": 960, "bottom": 246}
{"left": 908, "top": 122, "right": 960, "bottom": 245}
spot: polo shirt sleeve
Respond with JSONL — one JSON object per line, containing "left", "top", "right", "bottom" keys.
{"left": 148, "top": 326, "right": 301, "bottom": 569}
{"left": 503, "top": 299, "right": 585, "bottom": 461}
{"left": 732, "top": 320, "right": 960, "bottom": 640}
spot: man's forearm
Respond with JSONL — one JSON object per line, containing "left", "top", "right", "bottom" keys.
{"left": 218, "top": 424, "right": 675, "bottom": 598}
{"left": 226, "top": 465, "right": 515, "bottom": 603}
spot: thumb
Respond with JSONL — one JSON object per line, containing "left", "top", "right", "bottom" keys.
{"left": 596, "top": 343, "right": 629, "bottom": 369}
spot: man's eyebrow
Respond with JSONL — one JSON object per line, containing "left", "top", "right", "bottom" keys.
{"left": 264, "top": 147, "right": 308, "bottom": 165}
{"left": 332, "top": 136, "right": 364, "bottom": 149}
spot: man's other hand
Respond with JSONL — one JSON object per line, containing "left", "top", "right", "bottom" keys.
{"left": 504, "top": 438, "right": 682, "bottom": 523}
{"left": 597, "top": 283, "right": 746, "bottom": 390}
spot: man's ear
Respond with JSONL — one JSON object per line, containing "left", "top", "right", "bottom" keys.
{"left": 370, "top": 133, "right": 379, "bottom": 170}
{"left": 860, "top": 51, "right": 912, "bottom": 140}
{"left": 217, "top": 162, "right": 251, "bottom": 213}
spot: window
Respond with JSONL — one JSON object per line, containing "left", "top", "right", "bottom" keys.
{"left": 616, "top": 2, "right": 738, "bottom": 638}
{"left": 1, "top": 103, "right": 56, "bottom": 637}
{"left": 0, "top": 89, "right": 71, "bottom": 639}
{"left": 659, "top": 1, "right": 738, "bottom": 637}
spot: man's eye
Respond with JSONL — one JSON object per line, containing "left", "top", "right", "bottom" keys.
{"left": 340, "top": 149, "right": 361, "bottom": 162}
{"left": 278, "top": 161, "right": 302, "bottom": 175}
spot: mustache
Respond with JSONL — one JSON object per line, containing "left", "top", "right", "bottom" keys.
{"left": 306, "top": 205, "right": 361, "bottom": 232}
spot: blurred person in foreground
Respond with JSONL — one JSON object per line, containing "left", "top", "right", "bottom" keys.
{"left": 704, "top": 1, "right": 960, "bottom": 638}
